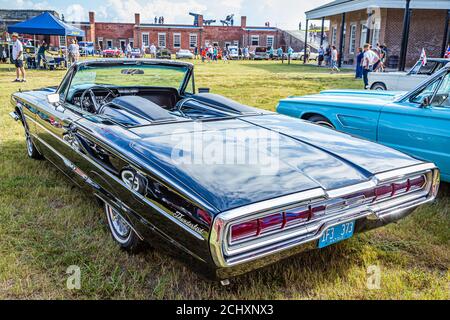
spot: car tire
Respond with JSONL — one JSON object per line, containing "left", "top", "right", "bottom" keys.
{"left": 371, "top": 82, "right": 387, "bottom": 91}
{"left": 23, "top": 121, "right": 43, "bottom": 160}
{"left": 308, "top": 115, "right": 335, "bottom": 129}
{"left": 104, "top": 202, "right": 145, "bottom": 253}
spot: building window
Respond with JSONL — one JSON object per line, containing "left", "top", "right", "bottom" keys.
{"left": 173, "top": 33, "right": 181, "bottom": 48}
{"left": 360, "top": 24, "right": 368, "bottom": 47}
{"left": 98, "top": 37, "right": 103, "bottom": 50}
{"left": 266, "top": 35, "right": 274, "bottom": 48}
{"left": 142, "top": 33, "right": 149, "bottom": 47}
{"left": 349, "top": 24, "right": 356, "bottom": 54}
{"left": 106, "top": 39, "right": 113, "bottom": 48}
{"left": 189, "top": 34, "right": 198, "bottom": 48}
{"left": 251, "top": 35, "right": 259, "bottom": 46}
{"left": 59, "top": 36, "right": 66, "bottom": 46}
{"left": 233, "top": 40, "right": 239, "bottom": 46}
{"left": 371, "top": 20, "right": 381, "bottom": 46}
{"left": 158, "top": 33, "right": 166, "bottom": 48}
{"left": 331, "top": 27, "right": 337, "bottom": 46}
{"left": 129, "top": 38, "right": 134, "bottom": 48}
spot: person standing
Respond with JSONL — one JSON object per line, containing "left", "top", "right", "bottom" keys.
{"left": 141, "top": 43, "right": 146, "bottom": 58}
{"left": 36, "top": 40, "right": 48, "bottom": 69}
{"left": 150, "top": 43, "right": 157, "bottom": 58}
{"left": 362, "top": 44, "right": 379, "bottom": 89}
{"left": 355, "top": 47, "right": 364, "bottom": 79}
{"left": 277, "top": 47, "right": 283, "bottom": 61}
{"left": 287, "top": 46, "right": 293, "bottom": 63}
{"left": 318, "top": 46, "right": 324, "bottom": 66}
{"left": 325, "top": 45, "right": 331, "bottom": 66}
{"left": 268, "top": 46, "right": 274, "bottom": 59}
{"left": 330, "top": 45, "right": 339, "bottom": 73}
{"left": 68, "top": 39, "right": 79, "bottom": 65}
{"left": 11, "top": 33, "right": 26, "bottom": 82}
{"left": 126, "top": 42, "right": 132, "bottom": 58}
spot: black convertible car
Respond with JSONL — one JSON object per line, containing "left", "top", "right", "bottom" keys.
{"left": 9, "top": 59, "right": 440, "bottom": 282}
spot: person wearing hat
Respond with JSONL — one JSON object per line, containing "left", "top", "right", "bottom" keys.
{"left": 11, "top": 33, "right": 26, "bottom": 82}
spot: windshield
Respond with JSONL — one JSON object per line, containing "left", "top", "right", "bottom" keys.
{"left": 69, "top": 63, "right": 189, "bottom": 92}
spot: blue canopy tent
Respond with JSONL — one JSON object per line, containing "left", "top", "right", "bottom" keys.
{"left": 8, "top": 12, "right": 85, "bottom": 68}
{"left": 7, "top": 11, "right": 85, "bottom": 37}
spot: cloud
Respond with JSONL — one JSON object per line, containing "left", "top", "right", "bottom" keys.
{"left": 12, "top": 0, "right": 50, "bottom": 10}
{"left": 65, "top": 4, "right": 87, "bottom": 21}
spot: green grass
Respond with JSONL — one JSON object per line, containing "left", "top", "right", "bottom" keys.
{"left": 0, "top": 60, "right": 448, "bottom": 299}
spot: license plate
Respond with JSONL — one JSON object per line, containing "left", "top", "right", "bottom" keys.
{"left": 318, "top": 221, "right": 355, "bottom": 248}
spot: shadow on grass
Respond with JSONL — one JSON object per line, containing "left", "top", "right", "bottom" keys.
{"left": 243, "top": 62, "right": 353, "bottom": 74}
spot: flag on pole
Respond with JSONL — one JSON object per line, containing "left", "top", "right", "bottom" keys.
{"left": 420, "top": 48, "right": 427, "bottom": 66}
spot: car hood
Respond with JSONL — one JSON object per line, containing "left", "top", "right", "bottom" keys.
{"left": 128, "top": 114, "right": 422, "bottom": 212}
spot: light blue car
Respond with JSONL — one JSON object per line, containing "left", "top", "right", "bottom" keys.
{"left": 277, "top": 64, "right": 450, "bottom": 182}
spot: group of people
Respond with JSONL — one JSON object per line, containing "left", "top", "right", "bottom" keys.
{"left": 314, "top": 45, "right": 340, "bottom": 72}
{"left": 355, "top": 43, "right": 388, "bottom": 89}
{"left": 154, "top": 16, "right": 165, "bottom": 24}
{"left": 199, "top": 45, "right": 229, "bottom": 62}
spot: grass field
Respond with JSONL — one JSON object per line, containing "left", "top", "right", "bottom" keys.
{"left": 0, "top": 59, "right": 448, "bottom": 299}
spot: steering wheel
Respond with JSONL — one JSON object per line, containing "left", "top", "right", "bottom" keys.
{"left": 79, "top": 85, "right": 117, "bottom": 112}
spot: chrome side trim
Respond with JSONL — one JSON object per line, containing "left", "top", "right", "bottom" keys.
{"left": 26, "top": 115, "right": 206, "bottom": 241}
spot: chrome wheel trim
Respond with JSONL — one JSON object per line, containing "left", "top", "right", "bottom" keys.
{"left": 106, "top": 204, "right": 131, "bottom": 244}
{"left": 315, "top": 120, "right": 334, "bottom": 129}
{"left": 25, "top": 132, "right": 33, "bottom": 157}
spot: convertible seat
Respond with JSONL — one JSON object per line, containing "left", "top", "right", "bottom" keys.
{"left": 107, "top": 96, "right": 177, "bottom": 122}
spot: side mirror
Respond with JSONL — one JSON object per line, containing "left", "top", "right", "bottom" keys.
{"left": 47, "top": 93, "right": 60, "bottom": 104}
{"left": 421, "top": 95, "right": 432, "bottom": 107}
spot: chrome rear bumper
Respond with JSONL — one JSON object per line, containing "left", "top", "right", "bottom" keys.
{"left": 9, "top": 111, "right": 20, "bottom": 121}
{"left": 210, "top": 163, "right": 440, "bottom": 279}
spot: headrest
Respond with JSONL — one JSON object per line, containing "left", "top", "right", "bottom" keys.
{"left": 110, "top": 96, "right": 176, "bottom": 122}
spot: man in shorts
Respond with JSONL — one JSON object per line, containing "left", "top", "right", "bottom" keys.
{"left": 11, "top": 33, "right": 26, "bottom": 82}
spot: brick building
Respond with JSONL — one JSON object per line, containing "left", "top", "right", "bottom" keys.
{"left": 305, "top": 0, "right": 450, "bottom": 69}
{"left": 77, "top": 12, "right": 282, "bottom": 52}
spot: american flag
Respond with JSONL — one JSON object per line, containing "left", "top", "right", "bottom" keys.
{"left": 420, "top": 48, "right": 427, "bottom": 66}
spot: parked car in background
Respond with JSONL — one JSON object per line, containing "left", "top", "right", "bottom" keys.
{"left": 277, "top": 62, "right": 450, "bottom": 182}
{"left": 9, "top": 59, "right": 440, "bottom": 282}
{"left": 291, "top": 49, "right": 318, "bottom": 61}
{"left": 79, "top": 41, "right": 95, "bottom": 56}
{"left": 156, "top": 48, "right": 172, "bottom": 59}
{"left": 227, "top": 45, "right": 240, "bottom": 59}
{"left": 250, "top": 46, "right": 270, "bottom": 60}
{"left": 102, "top": 47, "right": 122, "bottom": 58}
{"left": 175, "top": 49, "right": 194, "bottom": 59}
{"left": 369, "top": 58, "right": 449, "bottom": 90}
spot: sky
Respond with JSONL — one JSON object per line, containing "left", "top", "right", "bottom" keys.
{"left": 2, "top": 0, "right": 331, "bottom": 29}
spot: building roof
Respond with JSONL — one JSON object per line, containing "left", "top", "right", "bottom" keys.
{"left": 7, "top": 11, "right": 85, "bottom": 36}
{"left": 306, "top": 0, "right": 450, "bottom": 19}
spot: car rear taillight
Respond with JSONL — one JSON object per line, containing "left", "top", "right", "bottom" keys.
{"left": 409, "top": 175, "right": 426, "bottom": 190}
{"left": 259, "top": 213, "right": 283, "bottom": 234}
{"left": 285, "top": 206, "right": 310, "bottom": 225}
{"left": 230, "top": 220, "right": 259, "bottom": 241}
{"left": 229, "top": 175, "right": 427, "bottom": 243}
{"left": 375, "top": 184, "right": 393, "bottom": 200}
